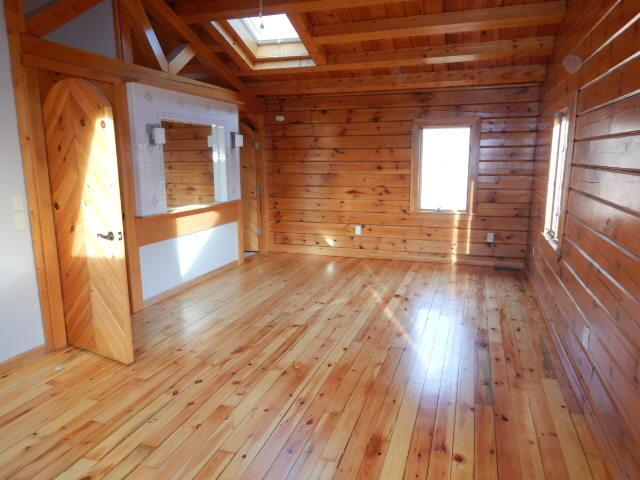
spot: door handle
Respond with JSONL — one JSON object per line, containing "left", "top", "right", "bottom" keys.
{"left": 97, "top": 231, "right": 115, "bottom": 241}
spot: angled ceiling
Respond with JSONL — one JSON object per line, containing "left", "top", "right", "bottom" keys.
{"left": 25, "top": 0, "right": 567, "bottom": 97}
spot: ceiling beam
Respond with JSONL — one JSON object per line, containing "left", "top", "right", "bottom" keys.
{"left": 202, "top": 21, "right": 254, "bottom": 70}
{"left": 288, "top": 13, "right": 325, "bottom": 65}
{"left": 25, "top": 0, "right": 102, "bottom": 37}
{"left": 313, "top": 1, "right": 566, "bottom": 44}
{"left": 123, "top": 0, "right": 168, "bottom": 72}
{"left": 177, "top": 0, "right": 410, "bottom": 23}
{"left": 247, "top": 65, "right": 547, "bottom": 95}
{"left": 167, "top": 43, "right": 196, "bottom": 74}
{"left": 141, "top": 0, "right": 253, "bottom": 96}
{"left": 235, "top": 36, "right": 555, "bottom": 76}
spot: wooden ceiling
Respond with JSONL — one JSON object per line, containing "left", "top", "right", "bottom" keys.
{"left": 25, "top": 0, "right": 567, "bottom": 98}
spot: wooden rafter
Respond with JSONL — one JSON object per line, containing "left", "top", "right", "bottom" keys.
{"left": 247, "top": 65, "right": 547, "bottom": 95}
{"left": 288, "top": 13, "right": 325, "bottom": 65}
{"left": 141, "top": 0, "right": 253, "bottom": 96}
{"left": 25, "top": 0, "right": 102, "bottom": 37}
{"left": 234, "top": 36, "right": 555, "bottom": 76}
{"left": 202, "top": 21, "right": 254, "bottom": 71}
{"left": 123, "top": 0, "right": 168, "bottom": 72}
{"left": 313, "top": 2, "right": 566, "bottom": 44}
{"left": 166, "top": 43, "right": 196, "bottom": 74}
{"left": 177, "top": 0, "right": 410, "bottom": 23}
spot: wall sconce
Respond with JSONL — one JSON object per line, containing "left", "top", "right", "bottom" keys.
{"left": 230, "top": 132, "right": 244, "bottom": 148}
{"left": 147, "top": 124, "right": 166, "bottom": 145}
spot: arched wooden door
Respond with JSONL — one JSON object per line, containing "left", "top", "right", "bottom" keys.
{"left": 240, "top": 121, "right": 260, "bottom": 252}
{"left": 43, "top": 78, "right": 134, "bottom": 364}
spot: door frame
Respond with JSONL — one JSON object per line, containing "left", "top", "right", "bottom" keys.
{"left": 239, "top": 114, "right": 270, "bottom": 253}
{"left": 16, "top": 69, "right": 143, "bottom": 353}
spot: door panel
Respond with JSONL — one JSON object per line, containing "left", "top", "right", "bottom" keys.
{"left": 43, "top": 78, "right": 134, "bottom": 364}
{"left": 240, "top": 122, "right": 260, "bottom": 252}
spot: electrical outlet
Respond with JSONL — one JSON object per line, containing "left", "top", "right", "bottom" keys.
{"left": 354, "top": 225, "right": 363, "bottom": 236}
{"left": 486, "top": 232, "right": 495, "bottom": 243}
{"left": 581, "top": 326, "right": 590, "bottom": 348}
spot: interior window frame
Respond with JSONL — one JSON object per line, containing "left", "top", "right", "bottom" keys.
{"left": 542, "top": 98, "right": 577, "bottom": 254}
{"left": 410, "top": 117, "right": 481, "bottom": 219}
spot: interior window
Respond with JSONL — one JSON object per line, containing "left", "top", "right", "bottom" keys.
{"left": 412, "top": 120, "right": 478, "bottom": 214}
{"left": 544, "top": 111, "right": 570, "bottom": 243}
{"left": 241, "top": 14, "right": 300, "bottom": 45}
{"left": 161, "top": 120, "right": 226, "bottom": 212}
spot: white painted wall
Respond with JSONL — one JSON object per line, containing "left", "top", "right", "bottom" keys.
{"left": 126, "top": 83, "right": 242, "bottom": 301}
{"left": 24, "top": 0, "right": 116, "bottom": 58}
{"left": 0, "top": 4, "right": 45, "bottom": 362}
{"left": 139, "top": 222, "right": 239, "bottom": 299}
{"left": 126, "top": 83, "right": 241, "bottom": 216}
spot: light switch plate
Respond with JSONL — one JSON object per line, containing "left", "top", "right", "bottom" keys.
{"left": 14, "top": 211, "right": 27, "bottom": 231}
{"left": 12, "top": 193, "right": 25, "bottom": 212}
{"left": 355, "top": 225, "right": 363, "bottom": 236}
{"left": 486, "top": 232, "right": 495, "bottom": 243}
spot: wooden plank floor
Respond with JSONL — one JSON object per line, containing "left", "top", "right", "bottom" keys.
{"left": 0, "top": 253, "right": 610, "bottom": 479}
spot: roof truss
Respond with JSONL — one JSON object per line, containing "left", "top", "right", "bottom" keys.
{"left": 21, "top": 0, "right": 568, "bottom": 98}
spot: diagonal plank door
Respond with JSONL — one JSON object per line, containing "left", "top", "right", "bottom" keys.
{"left": 43, "top": 78, "right": 134, "bottom": 364}
{"left": 240, "top": 122, "right": 260, "bottom": 252}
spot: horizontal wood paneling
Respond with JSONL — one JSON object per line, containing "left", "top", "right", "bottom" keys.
{"left": 527, "top": 5, "right": 640, "bottom": 479}
{"left": 267, "top": 86, "right": 539, "bottom": 268}
{"left": 161, "top": 121, "right": 214, "bottom": 209}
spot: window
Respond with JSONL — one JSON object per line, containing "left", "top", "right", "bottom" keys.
{"left": 544, "top": 111, "right": 571, "bottom": 245}
{"left": 411, "top": 118, "right": 480, "bottom": 215}
{"left": 241, "top": 14, "right": 300, "bottom": 45}
{"left": 227, "top": 14, "right": 308, "bottom": 59}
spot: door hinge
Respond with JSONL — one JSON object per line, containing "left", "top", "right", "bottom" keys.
{"left": 255, "top": 186, "right": 262, "bottom": 196}
{"left": 255, "top": 141, "right": 261, "bottom": 150}
{"left": 257, "top": 227, "right": 264, "bottom": 236}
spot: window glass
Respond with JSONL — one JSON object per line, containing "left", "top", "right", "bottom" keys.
{"left": 544, "top": 112, "right": 570, "bottom": 241}
{"left": 419, "top": 127, "right": 472, "bottom": 212}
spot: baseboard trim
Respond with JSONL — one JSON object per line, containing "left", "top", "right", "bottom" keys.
{"left": 526, "top": 271, "right": 624, "bottom": 480}
{"left": 0, "top": 345, "right": 47, "bottom": 377}
{"left": 269, "top": 243, "right": 525, "bottom": 269}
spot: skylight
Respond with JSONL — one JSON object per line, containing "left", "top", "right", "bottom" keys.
{"left": 241, "top": 14, "right": 300, "bottom": 45}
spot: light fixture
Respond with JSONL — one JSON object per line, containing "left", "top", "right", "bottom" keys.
{"left": 147, "top": 124, "right": 166, "bottom": 145}
{"left": 230, "top": 132, "right": 244, "bottom": 148}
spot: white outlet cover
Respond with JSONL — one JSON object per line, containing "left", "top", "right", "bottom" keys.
{"left": 486, "top": 232, "right": 495, "bottom": 243}
{"left": 355, "top": 225, "right": 362, "bottom": 236}
{"left": 581, "top": 326, "right": 590, "bottom": 347}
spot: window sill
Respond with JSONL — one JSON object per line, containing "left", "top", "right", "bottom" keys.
{"left": 542, "top": 231, "right": 561, "bottom": 252}
{"left": 409, "top": 210, "right": 473, "bottom": 221}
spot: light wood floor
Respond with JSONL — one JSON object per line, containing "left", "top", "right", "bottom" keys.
{"left": 0, "top": 253, "right": 610, "bottom": 479}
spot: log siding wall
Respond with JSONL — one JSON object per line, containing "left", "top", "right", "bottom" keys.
{"left": 265, "top": 86, "right": 540, "bottom": 268}
{"left": 527, "top": 0, "right": 640, "bottom": 477}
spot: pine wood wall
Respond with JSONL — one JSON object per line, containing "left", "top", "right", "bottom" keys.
{"left": 162, "top": 121, "right": 214, "bottom": 209}
{"left": 527, "top": 0, "right": 640, "bottom": 478}
{"left": 265, "top": 86, "right": 540, "bottom": 268}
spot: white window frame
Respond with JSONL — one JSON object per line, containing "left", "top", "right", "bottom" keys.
{"left": 410, "top": 117, "right": 480, "bottom": 219}
{"left": 543, "top": 107, "right": 574, "bottom": 252}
